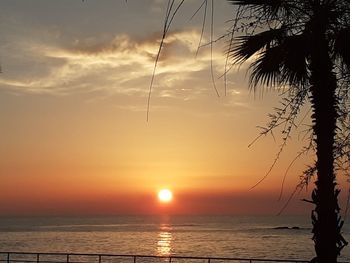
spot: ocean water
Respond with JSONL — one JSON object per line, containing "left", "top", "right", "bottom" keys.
{"left": 0, "top": 215, "right": 349, "bottom": 262}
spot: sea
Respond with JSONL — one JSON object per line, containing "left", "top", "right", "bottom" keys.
{"left": 0, "top": 215, "right": 349, "bottom": 262}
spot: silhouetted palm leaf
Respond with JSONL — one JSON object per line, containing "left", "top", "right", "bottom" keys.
{"left": 235, "top": 31, "right": 309, "bottom": 87}
{"left": 228, "top": 0, "right": 290, "bottom": 17}
{"left": 280, "top": 34, "right": 309, "bottom": 85}
{"left": 334, "top": 27, "right": 350, "bottom": 70}
{"left": 250, "top": 45, "right": 284, "bottom": 87}
{"left": 231, "top": 27, "right": 286, "bottom": 64}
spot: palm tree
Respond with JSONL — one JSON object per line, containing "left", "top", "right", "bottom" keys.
{"left": 227, "top": 1, "right": 350, "bottom": 262}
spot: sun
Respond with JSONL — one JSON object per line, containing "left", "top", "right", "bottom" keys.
{"left": 158, "top": 189, "right": 173, "bottom": 203}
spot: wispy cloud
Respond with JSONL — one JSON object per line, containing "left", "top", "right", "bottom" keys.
{"left": 0, "top": 22, "right": 253, "bottom": 116}
{"left": 0, "top": 29, "right": 227, "bottom": 96}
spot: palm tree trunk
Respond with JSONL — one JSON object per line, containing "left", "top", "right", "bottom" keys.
{"left": 309, "top": 34, "right": 341, "bottom": 263}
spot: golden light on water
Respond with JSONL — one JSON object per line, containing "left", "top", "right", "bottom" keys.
{"left": 157, "top": 223, "right": 173, "bottom": 256}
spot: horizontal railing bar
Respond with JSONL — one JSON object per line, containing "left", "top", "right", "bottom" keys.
{"left": 0, "top": 259, "right": 65, "bottom": 263}
{"left": 0, "top": 260, "right": 303, "bottom": 263}
{"left": 0, "top": 252, "right": 308, "bottom": 262}
{"left": 0, "top": 262, "right": 96, "bottom": 263}
{"left": 0, "top": 251, "right": 349, "bottom": 263}
{"left": 0, "top": 262, "right": 102, "bottom": 263}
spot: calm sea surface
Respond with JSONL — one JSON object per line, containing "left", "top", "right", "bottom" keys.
{"left": 0, "top": 215, "right": 349, "bottom": 261}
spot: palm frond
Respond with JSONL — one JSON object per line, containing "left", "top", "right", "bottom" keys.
{"left": 228, "top": 0, "right": 285, "bottom": 8}
{"left": 334, "top": 27, "right": 350, "bottom": 71}
{"left": 227, "top": 0, "right": 289, "bottom": 17}
{"left": 230, "top": 27, "right": 286, "bottom": 64}
{"left": 249, "top": 45, "right": 284, "bottom": 87}
{"left": 248, "top": 34, "right": 309, "bottom": 88}
{"left": 281, "top": 34, "right": 309, "bottom": 86}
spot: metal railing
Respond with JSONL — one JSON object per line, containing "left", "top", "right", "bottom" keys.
{"left": 0, "top": 251, "right": 322, "bottom": 263}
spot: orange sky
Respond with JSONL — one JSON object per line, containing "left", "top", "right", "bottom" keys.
{"left": 0, "top": 0, "right": 348, "bottom": 216}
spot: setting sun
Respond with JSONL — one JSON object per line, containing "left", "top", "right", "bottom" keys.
{"left": 158, "top": 189, "right": 173, "bottom": 203}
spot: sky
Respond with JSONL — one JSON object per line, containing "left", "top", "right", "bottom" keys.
{"left": 0, "top": 0, "right": 347, "bottom": 216}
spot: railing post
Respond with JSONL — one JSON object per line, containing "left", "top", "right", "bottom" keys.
{"left": 169, "top": 257, "right": 172, "bottom": 263}
{"left": 7, "top": 252, "right": 10, "bottom": 263}
{"left": 133, "top": 256, "right": 136, "bottom": 263}
{"left": 36, "top": 253, "right": 40, "bottom": 263}
{"left": 207, "top": 259, "right": 210, "bottom": 263}
{"left": 98, "top": 255, "right": 101, "bottom": 263}
{"left": 66, "top": 254, "right": 69, "bottom": 263}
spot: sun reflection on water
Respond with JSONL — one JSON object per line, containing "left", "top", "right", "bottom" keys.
{"left": 156, "top": 223, "right": 173, "bottom": 256}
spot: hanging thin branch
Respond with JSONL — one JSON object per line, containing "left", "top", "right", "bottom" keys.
{"left": 146, "top": 0, "right": 185, "bottom": 121}
{"left": 210, "top": 0, "right": 220, "bottom": 97}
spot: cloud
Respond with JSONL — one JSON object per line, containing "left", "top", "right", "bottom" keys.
{"left": 0, "top": 25, "right": 252, "bottom": 115}
{"left": 1, "top": 29, "right": 228, "bottom": 96}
